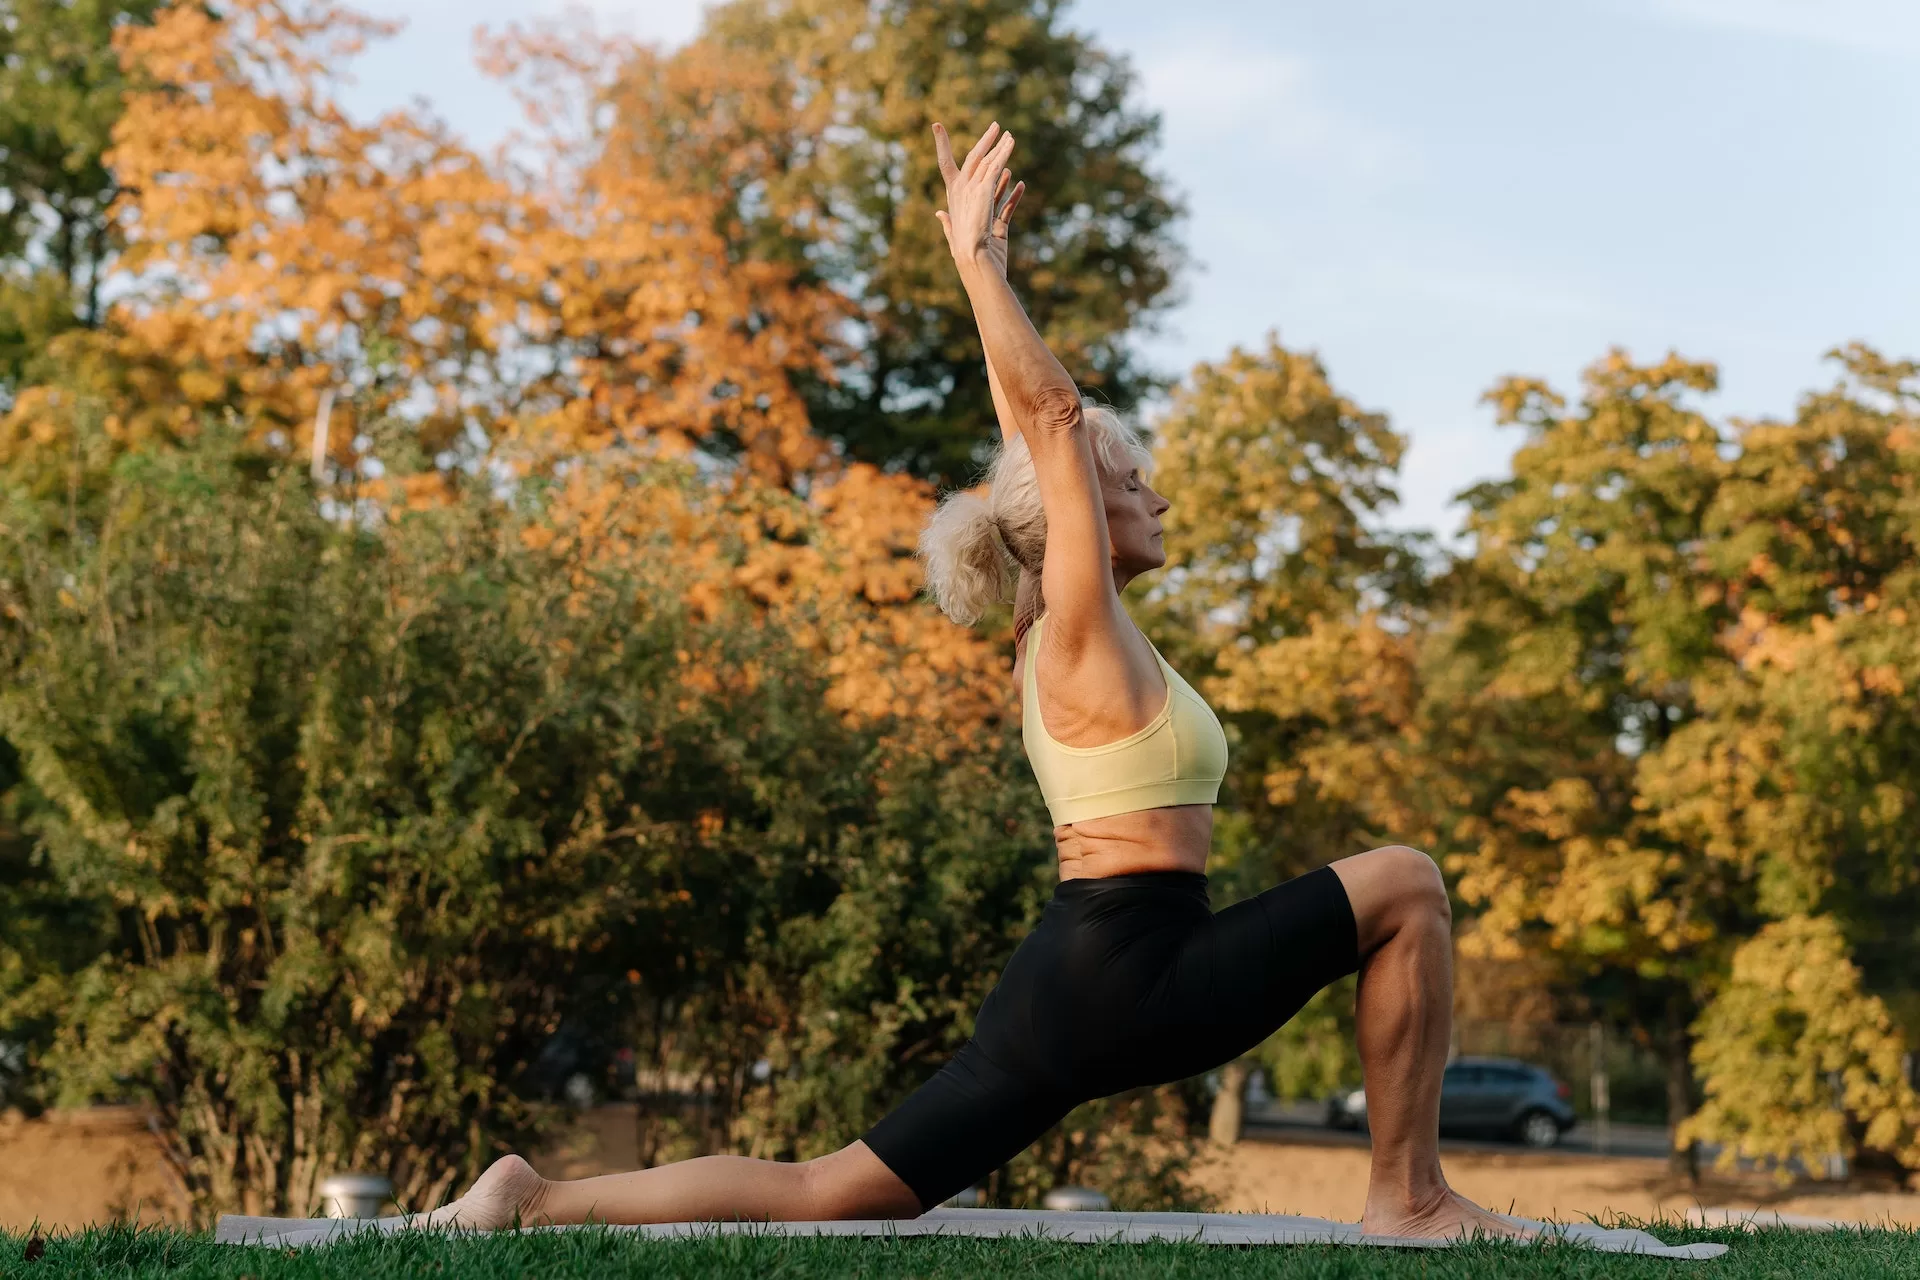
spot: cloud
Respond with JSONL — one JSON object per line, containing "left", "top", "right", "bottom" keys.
{"left": 1134, "top": 39, "right": 1406, "bottom": 184}
{"left": 1642, "top": 0, "right": 1920, "bottom": 57}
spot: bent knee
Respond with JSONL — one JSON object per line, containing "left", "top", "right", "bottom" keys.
{"left": 1375, "top": 845, "right": 1449, "bottom": 921}
{"left": 800, "top": 1145, "right": 923, "bottom": 1221}
{"left": 1334, "top": 844, "right": 1450, "bottom": 951}
{"left": 1373, "top": 844, "right": 1447, "bottom": 911}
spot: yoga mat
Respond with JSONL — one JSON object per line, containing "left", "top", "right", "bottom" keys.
{"left": 215, "top": 1207, "right": 1728, "bottom": 1259}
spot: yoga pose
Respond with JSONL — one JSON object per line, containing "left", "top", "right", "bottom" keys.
{"left": 426, "top": 123, "right": 1517, "bottom": 1240}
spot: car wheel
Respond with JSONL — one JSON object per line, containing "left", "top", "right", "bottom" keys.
{"left": 1517, "top": 1109, "right": 1561, "bottom": 1149}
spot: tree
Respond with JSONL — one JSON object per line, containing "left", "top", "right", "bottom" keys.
{"left": 1146, "top": 336, "right": 1425, "bottom": 1136}
{"left": 1663, "top": 347, "right": 1920, "bottom": 1174}
{"left": 1433, "top": 350, "right": 1737, "bottom": 1169}
{"left": 610, "top": 0, "right": 1184, "bottom": 484}
{"left": 1, "top": 0, "right": 838, "bottom": 489}
{"left": 1434, "top": 344, "right": 1920, "bottom": 1178}
{"left": 0, "top": 411, "right": 860, "bottom": 1215}
{"left": 1686, "top": 916, "right": 1920, "bottom": 1175}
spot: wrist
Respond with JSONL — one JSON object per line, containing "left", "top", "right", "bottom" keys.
{"left": 953, "top": 249, "right": 996, "bottom": 284}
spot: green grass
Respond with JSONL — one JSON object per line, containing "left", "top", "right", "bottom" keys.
{"left": 4, "top": 1222, "right": 1920, "bottom": 1279}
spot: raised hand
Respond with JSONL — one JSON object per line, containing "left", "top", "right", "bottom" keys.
{"left": 933, "top": 122, "right": 1024, "bottom": 278}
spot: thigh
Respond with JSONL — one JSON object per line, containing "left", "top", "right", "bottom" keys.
{"left": 861, "top": 1039, "right": 1072, "bottom": 1213}
{"left": 1124, "top": 865, "right": 1361, "bottom": 1085}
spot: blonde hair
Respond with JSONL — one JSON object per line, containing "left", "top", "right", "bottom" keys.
{"left": 919, "top": 403, "right": 1153, "bottom": 626}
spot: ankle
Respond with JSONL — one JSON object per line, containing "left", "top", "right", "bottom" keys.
{"left": 523, "top": 1171, "right": 554, "bottom": 1225}
{"left": 1365, "top": 1166, "right": 1450, "bottom": 1217}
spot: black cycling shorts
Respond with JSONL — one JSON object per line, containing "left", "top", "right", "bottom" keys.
{"left": 862, "top": 865, "right": 1359, "bottom": 1210}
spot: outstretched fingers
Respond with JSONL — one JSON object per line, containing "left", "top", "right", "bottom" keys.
{"left": 978, "top": 128, "right": 1015, "bottom": 187}
{"left": 930, "top": 122, "right": 1019, "bottom": 264}
{"left": 932, "top": 121, "right": 959, "bottom": 182}
{"left": 993, "top": 179, "right": 1026, "bottom": 238}
{"left": 962, "top": 121, "right": 1003, "bottom": 177}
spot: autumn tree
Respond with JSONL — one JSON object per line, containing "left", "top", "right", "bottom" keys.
{"left": 0, "top": 0, "right": 841, "bottom": 494}
{"left": 609, "top": 0, "right": 1184, "bottom": 484}
{"left": 1662, "top": 347, "right": 1920, "bottom": 1174}
{"left": 1146, "top": 335, "right": 1427, "bottom": 1138}
{"left": 1434, "top": 344, "right": 1920, "bottom": 1177}
{"left": 1431, "top": 350, "right": 1736, "bottom": 1166}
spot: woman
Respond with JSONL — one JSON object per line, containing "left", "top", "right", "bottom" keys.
{"left": 423, "top": 123, "right": 1517, "bottom": 1240}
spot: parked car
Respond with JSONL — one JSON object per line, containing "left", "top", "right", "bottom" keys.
{"left": 1325, "top": 1056, "right": 1577, "bottom": 1148}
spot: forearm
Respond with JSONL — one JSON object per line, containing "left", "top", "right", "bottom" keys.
{"left": 957, "top": 258, "right": 1080, "bottom": 435}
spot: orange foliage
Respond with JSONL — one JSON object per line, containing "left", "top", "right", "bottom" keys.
{"left": 528, "top": 451, "right": 1009, "bottom": 749}
{"left": 14, "top": 0, "right": 836, "bottom": 485}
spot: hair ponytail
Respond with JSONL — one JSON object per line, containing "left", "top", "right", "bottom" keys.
{"left": 919, "top": 489, "right": 1016, "bottom": 626}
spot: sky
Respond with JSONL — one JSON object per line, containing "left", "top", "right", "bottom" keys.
{"left": 339, "top": 0, "right": 1920, "bottom": 541}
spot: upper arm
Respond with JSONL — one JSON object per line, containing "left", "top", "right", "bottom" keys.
{"left": 1023, "top": 388, "right": 1126, "bottom": 651}
{"left": 985, "top": 352, "right": 1019, "bottom": 445}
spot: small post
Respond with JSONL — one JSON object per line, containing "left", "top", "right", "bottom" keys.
{"left": 319, "top": 1173, "right": 393, "bottom": 1219}
{"left": 1042, "top": 1186, "right": 1112, "bottom": 1212}
{"left": 311, "top": 387, "right": 336, "bottom": 484}
{"left": 1589, "top": 1020, "right": 1611, "bottom": 1155}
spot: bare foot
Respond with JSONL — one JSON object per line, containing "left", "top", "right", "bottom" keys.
{"left": 1363, "top": 1187, "right": 1534, "bottom": 1242}
{"left": 412, "top": 1155, "right": 550, "bottom": 1231}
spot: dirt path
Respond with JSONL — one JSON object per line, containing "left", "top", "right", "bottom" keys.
{"left": 6, "top": 1104, "right": 1918, "bottom": 1231}
{"left": 0, "top": 1108, "right": 187, "bottom": 1230}
{"left": 1192, "top": 1137, "right": 1920, "bottom": 1227}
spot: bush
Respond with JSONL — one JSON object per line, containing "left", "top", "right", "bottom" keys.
{"left": 0, "top": 421, "right": 913, "bottom": 1216}
{"left": 0, "top": 420, "right": 1204, "bottom": 1218}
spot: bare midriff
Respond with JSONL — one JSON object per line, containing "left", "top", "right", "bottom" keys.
{"left": 1053, "top": 803, "right": 1213, "bottom": 880}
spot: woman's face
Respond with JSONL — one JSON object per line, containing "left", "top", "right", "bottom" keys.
{"left": 1104, "top": 465, "right": 1171, "bottom": 579}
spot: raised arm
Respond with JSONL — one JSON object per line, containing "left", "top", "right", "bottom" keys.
{"left": 976, "top": 168, "right": 1025, "bottom": 445}
{"left": 934, "top": 122, "right": 1121, "bottom": 648}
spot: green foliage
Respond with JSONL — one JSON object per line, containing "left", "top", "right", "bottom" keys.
{"left": 1435, "top": 345, "right": 1920, "bottom": 1170}
{"left": 0, "top": 413, "right": 994, "bottom": 1215}
{"left": 622, "top": 0, "right": 1184, "bottom": 485}
{"left": 1685, "top": 915, "right": 1920, "bottom": 1176}
{"left": 0, "top": 0, "right": 157, "bottom": 394}
{"left": 1255, "top": 978, "right": 1360, "bottom": 1103}
{"left": 0, "top": 405, "right": 1202, "bottom": 1214}
{"left": 1151, "top": 335, "right": 1409, "bottom": 642}
{"left": 995, "top": 1086, "right": 1206, "bottom": 1211}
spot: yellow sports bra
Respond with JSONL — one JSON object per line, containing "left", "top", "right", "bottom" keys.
{"left": 1020, "top": 613, "right": 1229, "bottom": 826}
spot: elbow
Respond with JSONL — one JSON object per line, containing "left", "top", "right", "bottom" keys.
{"left": 1023, "top": 385, "right": 1084, "bottom": 438}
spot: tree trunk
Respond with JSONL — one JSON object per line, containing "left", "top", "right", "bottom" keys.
{"left": 1209, "top": 1059, "right": 1251, "bottom": 1147}
{"left": 1664, "top": 993, "right": 1699, "bottom": 1183}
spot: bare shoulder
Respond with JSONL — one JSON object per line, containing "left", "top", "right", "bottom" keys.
{"left": 1028, "top": 604, "right": 1168, "bottom": 746}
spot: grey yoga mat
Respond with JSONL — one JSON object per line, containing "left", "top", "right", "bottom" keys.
{"left": 215, "top": 1207, "right": 1729, "bottom": 1259}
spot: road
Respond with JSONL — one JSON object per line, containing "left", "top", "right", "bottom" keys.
{"left": 1243, "top": 1101, "right": 1672, "bottom": 1160}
